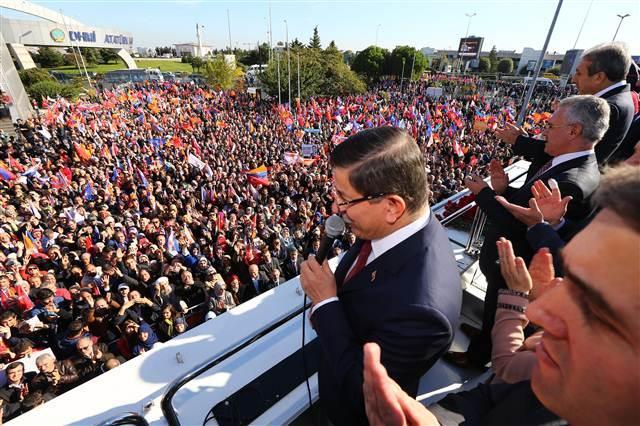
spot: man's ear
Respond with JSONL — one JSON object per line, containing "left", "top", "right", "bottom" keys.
{"left": 383, "top": 195, "right": 406, "bottom": 225}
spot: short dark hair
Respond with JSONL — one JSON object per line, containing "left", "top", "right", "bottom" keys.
{"left": 582, "top": 43, "right": 631, "bottom": 83}
{"left": 36, "top": 288, "right": 54, "bottom": 301}
{"left": 594, "top": 164, "right": 640, "bottom": 232}
{"left": 5, "top": 362, "right": 24, "bottom": 373}
{"left": 0, "top": 310, "right": 17, "bottom": 321}
{"left": 330, "top": 127, "right": 429, "bottom": 213}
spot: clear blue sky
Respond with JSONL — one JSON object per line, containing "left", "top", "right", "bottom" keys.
{"left": 5, "top": 0, "right": 640, "bottom": 54}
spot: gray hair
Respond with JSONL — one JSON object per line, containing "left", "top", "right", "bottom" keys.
{"left": 559, "top": 95, "right": 610, "bottom": 144}
{"left": 582, "top": 42, "right": 631, "bottom": 82}
{"left": 35, "top": 353, "right": 55, "bottom": 365}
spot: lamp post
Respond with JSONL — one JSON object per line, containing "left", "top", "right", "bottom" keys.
{"left": 464, "top": 12, "right": 476, "bottom": 38}
{"left": 297, "top": 52, "right": 301, "bottom": 101}
{"left": 375, "top": 24, "right": 381, "bottom": 47}
{"left": 284, "top": 19, "right": 291, "bottom": 111}
{"left": 400, "top": 58, "right": 406, "bottom": 93}
{"left": 612, "top": 13, "right": 630, "bottom": 41}
{"left": 276, "top": 51, "right": 281, "bottom": 105}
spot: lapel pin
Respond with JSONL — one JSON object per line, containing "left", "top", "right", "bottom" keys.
{"left": 371, "top": 271, "right": 377, "bottom": 283}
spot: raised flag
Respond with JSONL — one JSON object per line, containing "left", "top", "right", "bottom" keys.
{"left": 83, "top": 182, "right": 96, "bottom": 201}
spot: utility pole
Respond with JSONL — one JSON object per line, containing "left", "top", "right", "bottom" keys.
{"left": 400, "top": 58, "right": 406, "bottom": 93}
{"left": 517, "top": 0, "right": 563, "bottom": 126}
{"left": 375, "top": 24, "right": 381, "bottom": 47}
{"left": 297, "top": 52, "right": 301, "bottom": 101}
{"left": 277, "top": 51, "right": 282, "bottom": 105}
{"left": 285, "top": 20, "right": 291, "bottom": 111}
{"left": 227, "top": 9, "right": 233, "bottom": 53}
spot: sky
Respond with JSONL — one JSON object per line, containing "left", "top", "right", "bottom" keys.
{"left": 3, "top": 0, "right": 639, "bottom": 55}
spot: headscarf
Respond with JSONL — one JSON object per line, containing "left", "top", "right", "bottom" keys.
{"left": 132, "top": 322, "right": 159, "bottom": 356}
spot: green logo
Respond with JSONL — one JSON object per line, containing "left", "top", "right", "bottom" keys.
{"left": 50, "top": 28, "right": 65, "bottom": 42}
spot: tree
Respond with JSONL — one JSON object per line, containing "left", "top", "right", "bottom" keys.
{"left": 181, "top": 54, "right": 193, "bottom": 64}
{"left": 33, "top": 47, "right": 64, "bottom": 68}
{"left": 259, "top": 47, "right": 364, "bottom": 100}
{"left": 343, "top": 50, "right": 355, "bottom": 66}
{"left": 18, "top": 68, "right": 55, "bottom": 87}
{"left": 308, "top": 26, "right": 321, "bottom": 49}
{"left": 497, "top": 58, "right": 514, "bottom": 74}
{"left": 191, "top": 57, "right": 205, "bottom": 72}
{"left": 478, "top": 57, "right": 491, "bottom": 72}
{"left": 488, "top": 45, "right": 498, "bottom": 72}
{"left": 26, "top": 80, "right": 81, "bottom": 104}
{"left": 351, "top": 46, "right": 389, "bottom": 82}
{"left": 387, "top": 46, "right": 428, "bottom": 80}
{"left": 99, "top": 48, "right": 119, "bottom": 64}
{"left": 77, "top": 47, "right": 100, "bottom": 65}
{"left": 203, "top": 55, "right": 243, "bottom": 90}
{"left": 290, "top": 38, "right": 305, "bottom": 50}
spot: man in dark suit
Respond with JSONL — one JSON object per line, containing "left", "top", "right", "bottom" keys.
{"left": 300, "top": 127, "right": 462, "bottom": 426}
{"left": 281, "top": 249, "right": 302, "bottom": 281}
{"left": 450, "top": 95, "right": 609, "bottom": 368}
{"left": 499, "top": 42, "right": 634, "bottom": 166}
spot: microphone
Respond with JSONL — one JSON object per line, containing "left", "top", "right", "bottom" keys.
{"left": 315, "top": 215, "right": 346, "bottom": 263}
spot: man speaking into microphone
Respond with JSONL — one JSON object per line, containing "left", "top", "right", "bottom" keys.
{"left": 300, "top": 127, "right": 462, "bottom": 425}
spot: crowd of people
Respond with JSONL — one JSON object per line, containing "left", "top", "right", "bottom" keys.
{"left": 0, "top": 65, "right": 588, "bottom": 421}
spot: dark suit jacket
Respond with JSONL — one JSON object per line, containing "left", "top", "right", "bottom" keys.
{"left": 516, "top": 84, "right": 634, "bottom": 166}
{"left": 479, "top": 137, "right": 601, "bottom": 276}
{"left": 312, "top": 215, "right": 462, "bottom": 426}
{"left": 610, "top": 111, "right": 640, "bottom": 163}
{"left": 282, "top": 258, "right": 302, "bottom": 280}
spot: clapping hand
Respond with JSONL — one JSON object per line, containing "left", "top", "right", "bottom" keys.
{"left": 495, "top": 179, "right": 571, "bottom": 226}
{"left": 497, "top": 237, "right": 532, "bottom": 294}
{"left": 528, "top": 247, "right": 556, "bottom": 300}
{"left": 489, "top": 159, "right": 509, "bottom": 195}
{"left": 464, "top": 175, "right": 488, "bottom": 195}
{"left": 495, "top": 122, "right": 527, "bottom": 145}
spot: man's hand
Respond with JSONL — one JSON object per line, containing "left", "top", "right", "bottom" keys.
{"left": 528, "top": 247, "right": 556, "bottom": 300}
{"left": 495, "top": 122, "right": 527, "bottom": 145}
{"left": 299, "top": 256, "right": 337, "bottom": 305}
{"left": 531, "top": 179, "right": 572, "bottom": 225}
{"left": 497, "top": 237, "right": 532, "bottom": 294}
{"left": 464, "top": 175, "right": 489, "bottom": 195}
{"left": 363, "top": 343, "right": 439, "bottom": 426}
{"left": 495, "top": 196, "right": 544, "bottom": 226}
{"left": 489, "top": 159, "right": 509, "bottom": 195}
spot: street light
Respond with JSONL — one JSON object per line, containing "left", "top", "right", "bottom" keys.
{"left": 375, "top": 24, "right": 381, "bottom": 47}
{"left": 400, "top": 58, "right": 406, "bottom": 93}
{"left": 612, "top": 13, "right": 630, "bottom": 41}
{"left": 464, "top": 12, "right": 476, "bottom": 38}
{"left": 284, "top": 19, "right": 291, "bottom": 111}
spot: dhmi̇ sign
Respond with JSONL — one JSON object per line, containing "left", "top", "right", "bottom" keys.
{"left": 69, "top": 30, "right": 96, "bottom": 42}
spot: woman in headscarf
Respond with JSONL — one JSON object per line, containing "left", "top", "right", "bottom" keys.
{"left": 209, "top": 280, "right": 236, "bottom": 316}
{"left": 132, "top": 322, "right": 159, "bottom": 356}
{"left": 156, "top": 303, "right": 178, "bottom": 342}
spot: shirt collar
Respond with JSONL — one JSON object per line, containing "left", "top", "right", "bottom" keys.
{"left": 371, "top": 209, "right": 430, "bottom": 260}
{"left": 593, "top": 81, "right": 627, "bottom": 98}
{"left": 551, "top": 149, "right": 594, "bottom": 168}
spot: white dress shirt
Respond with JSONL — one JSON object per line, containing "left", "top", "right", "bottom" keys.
{"left": 551, "top": 149, "right": 594, "bottom": 169}
{"left": 593, "top": 80, "right": 627, "bottom": 98}
{"left": 311, "top": 209, "right": 431, "bottom": 316}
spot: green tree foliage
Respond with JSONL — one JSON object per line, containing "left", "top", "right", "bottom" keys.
{"left": 478, "top": 57, "right": 491, "bottom": 72}
{"left": 181, "top": 55, "right": 193, "bottom": 64}
{"left": 497, "top": 58, "right": 514, "bottom": 74}
{"left": 79, "top": 48, "right": 100, "bottom": 65}
{"left": 237, "top": 43, "right": 271, "bottom": 66}
{"left": 387, "top": 46, "right": 428, "bottom": 80}
{"left": 308, "top": 26, "right": 321, "bottom": 49}
{"left": 26, "top": 80, "right": 81, "bottom": 104}
{"left": 259, "top": 48, "right": 364, "bottom": 100}
{"left": 99, "top": 48, "right": 120, "bottom": 64}
{"left": 488, "top": 45, "right": 498, "bottom": 72}
{"left": 18, "top": 68, "right": 55, "bottom": 88}
{"left": 351, "top": 46, "right": 389, "bottom": 82}
{"left": 290, "top": 38, "right": 305, "bottom": 50}
{"left": 342, "top": 50, "right": 355, "bottom": 66}
{"left": 203, "top": 55, "right": 244, "bottom": 90}
{"left": 33, "top": 47, "right": 64, "bottom": 68}
{"left": 191, "top": 57, "right": 205, "bottom": 72}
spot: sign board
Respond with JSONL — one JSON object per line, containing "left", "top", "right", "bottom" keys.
{"left": 527, "top": 60, "right": 537, "bottom": 71}
{"left": 301, "top": 143, "right": 318, "bottom": 157}
{"left": 457, "top": 37, "right": 483, "bottom": 58}
{"left": 560, "top": 49, "right": 584, "bottom": 76}
{"left": 541, "top": 59, "right": 555, "bottom": 69}
{"left": 247, "top": 87, "right": 257, "bottom": 94}
{"left": 425, "top": 87, "right": 443, "bottom": 98}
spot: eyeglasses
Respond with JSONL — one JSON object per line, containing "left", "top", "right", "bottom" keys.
{"left": 545, "top": 122, "right": 573, "bottom": 130}
{"left": 332, "top": 190, "right": 388, "bottom": 209}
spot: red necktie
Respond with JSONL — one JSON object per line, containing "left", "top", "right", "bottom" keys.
{"left": 344, "top": 240, "right": 372, "bottom": 284}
